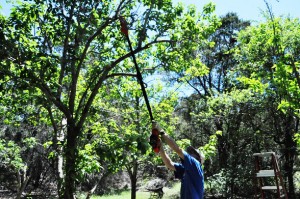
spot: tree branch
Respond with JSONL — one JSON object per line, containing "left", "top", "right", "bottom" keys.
{"left": 77, "top": 39, "right": 173, "bottom": 130}
{"left": 106, "top": 73, "right": 137, "bottom": 79}
{"left": 58, "top": 0, "right": 75, "bottom": 98}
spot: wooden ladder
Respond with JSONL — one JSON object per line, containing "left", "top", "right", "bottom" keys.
{"left": 253, "top": 152, "right": 288, "bottom": 199}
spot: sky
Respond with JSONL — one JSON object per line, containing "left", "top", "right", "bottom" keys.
{"left": 0, "top": 1, "right": 12, "bottom": 16}
{"left": 176, "top": 0, "right": 300, "bottom": 23}
{"left": 1, "top": 0, "right": 300, "bottom": 22}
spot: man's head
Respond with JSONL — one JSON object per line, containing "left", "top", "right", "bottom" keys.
{"left": 186, "top": 146, "right": 205, "bottom": 164}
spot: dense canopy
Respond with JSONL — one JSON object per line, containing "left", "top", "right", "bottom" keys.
{"left": 0, "top": 0, "right": 299, "bottom": 199}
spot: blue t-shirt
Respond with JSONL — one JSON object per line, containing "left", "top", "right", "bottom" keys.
{"left": 174, "top": 151, "right": 204, "bottom": 199}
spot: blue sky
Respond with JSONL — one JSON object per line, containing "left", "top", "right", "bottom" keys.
{"left": 0, "top": 1, "right": 12, "bottom": 16}
{"left": 1, "top": 0, "right": 299, "bottom": 22}
{"left": 176, "top": 0, "right": 300, "bottom": 23}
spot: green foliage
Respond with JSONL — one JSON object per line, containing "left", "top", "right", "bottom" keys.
{"left": 199, "top": 130, "right": 222, "bottom": 158}
{"left": 205, "top": 169, "right": 227, "bottom": 196}
{"left": 180, "top": 63, "right": 209, "bottom": 82}
{"left": 0, "top": 136, "right": 38, "bottom": 170}
{"left": 237, "top": 76, "right": 268, "bottom": 94}
{"left": 0, "top": 139, "right": 24, "bottom": 171}
{"left": 233, "top": 14, "right": 300, "bottom": 197}
{"left": 237, "top": 16, "right": 300, "bottom": 115}
{"left": 0, "top": 0, "right": 228, "bottom": 197}
{"left": 91, "top": 77, "right": 180, "bottom": 173}
{"left": 176, "top": 138, "right": 191, "bottom": 149}
{"left": 154, "top": 2, "right": 220, "bottom": 75}
{"left": 22, "top": 137, "right": 37, "bottom": 148}
{"left": 195, "top": 88, "right": 256, "bottom": 122}
{"left": 78, "top": 143, "right": 102, "bottom": 179}
{"left": 295, "top": 133, "right": 300, "bottom": 148}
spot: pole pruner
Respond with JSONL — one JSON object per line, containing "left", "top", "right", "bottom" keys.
{"left": 119, "top": 16, "right": 160, "bottom": 153}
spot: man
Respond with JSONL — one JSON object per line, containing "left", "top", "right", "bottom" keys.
{"left": 152, "top": 123, "right": 205, "bottom": 199}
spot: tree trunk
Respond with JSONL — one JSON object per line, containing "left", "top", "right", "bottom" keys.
{"left": 217, "top": 134, "right": 229, "bottom": 169}
{"left": 63, "top": 125, "right": 79, "bottom": 199}
{"left": 215, "top": 118, "right": 229, "bottom": 169}
{"left": 16, "top": 166, "right": 30, "bottom": 199}
{"left": 56, "top": 118, "right": 66, "bottom": 198}
{"left": 127, "top": 160, "right": 138, "bottom": 199}
{"left": 86, "top": 184, "right": 98, "bottom": 199}
{"left": 284, "top": 133, "right": 296, "bottom": 198}
{"left": 282, "top": 113, "right": 297, "bottom": 198}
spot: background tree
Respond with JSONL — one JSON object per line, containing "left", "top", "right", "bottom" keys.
{"left": 88, "top": 77, "right": 179, "bottom": 199}
{"left": 236, "top": 15, "right": 300, "bottom": 197}
{"left": 173, "top": 13, "right": 254, "bottom": 197}
{"left": 0, "top": 77, "right": 56, "bottom": 197}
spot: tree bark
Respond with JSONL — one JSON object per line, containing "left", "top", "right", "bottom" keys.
{"left": 57, "top": 118, "right": 66, "bottom": 198}
{"left": 282, "top": 113, "right": 297, "bottom": 198}
{"left": 86, "top": 184, "right": 98, "bottom": 199}
{"left": 16, "top": 167, "right": 30, "bottom": 199}
{"left": 284, "top": 133, "right": 296, "bottom": 198}
{"left": 63, "top": 125, "right": 79, "bottom": 199}
{"left": 127, "top": 160, "right": 138, "bottom": 199}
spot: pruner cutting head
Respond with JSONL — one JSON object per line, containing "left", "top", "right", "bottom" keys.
{"left": 119, "top": 16, "right": 128, "bottom": 36}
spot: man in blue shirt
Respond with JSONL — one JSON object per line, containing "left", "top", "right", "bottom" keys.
{"left": 156, "top": 128, "right": 205, "bottom": 199}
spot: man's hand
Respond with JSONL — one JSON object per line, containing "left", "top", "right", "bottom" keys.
{"left": 160, "top": 133, "right": 184, "bottom": 160}
{"left": 149, "top": 133, "right": 160, "bottom": 153}
{"left": 158, "top": 139, "right": 176, "bottom": 171}
{"left": 152, "top": 120, "right": 162, "bottom": 131}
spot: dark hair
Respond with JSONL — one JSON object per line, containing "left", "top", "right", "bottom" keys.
{"left": 186, "top": 146, "right": 204, "bottom": 164}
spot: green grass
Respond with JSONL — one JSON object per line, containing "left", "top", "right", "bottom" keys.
{"left": 295, "top": 171, "right": 300, "bottom": 192}
{"left": 78, "top": 182, "right": 181, "bottom": 199}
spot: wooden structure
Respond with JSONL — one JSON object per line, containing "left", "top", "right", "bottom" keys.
{"left": 253, "top": 152, "right": 288, "bottom": 199}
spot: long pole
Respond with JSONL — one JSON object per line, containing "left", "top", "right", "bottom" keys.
{"left": 119, "top": 16, "right": 154, "bottom": 122}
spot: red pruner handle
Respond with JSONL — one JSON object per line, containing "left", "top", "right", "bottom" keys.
{"left": 150, "top": 128, "right": 160, "bottom": 153}
{"left": 153, "top": 146, "right": 160, "bottom": 153}
{"left": 119, "top": 16, "right": 128, "bottom": 36}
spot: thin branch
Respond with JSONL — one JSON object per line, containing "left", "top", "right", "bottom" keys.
{"left": 106, "top": 73, "right": 137, "bottom": 79}
{"left": 137, "top": 4, "right": 153, "bottom": 48}
{"left": 291, "top": 56, "right": 300, "bottom": 89}
{"left": 264, "top": 0, "right": 281, "bottom": 56}
{"left": 58, "top": 0, "right": 75, "bottom": 98}
{"left": 187, "top": 80, "right": 201, "bottom": 96}
{"left": 77, "top": 39, "right": 173, "bottom": 130}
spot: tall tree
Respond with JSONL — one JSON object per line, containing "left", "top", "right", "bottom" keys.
{"left": 0, "top": 0, "right": 219, "bottom": 198}
{"left": 174, "top": 13, "right": 253, "bottom": 197}
{"left": 90, "top": 77, "right": 179, "bottom": 199}
{"left": 236, "top": 15, "right": 300, "bottom": 197}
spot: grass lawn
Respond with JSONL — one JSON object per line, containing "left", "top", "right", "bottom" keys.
{"left": 78, "top": 182, "right": 181, "bottom": 199}
{"left": 295, "top": 171, "right": 300, "bottom": 192}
